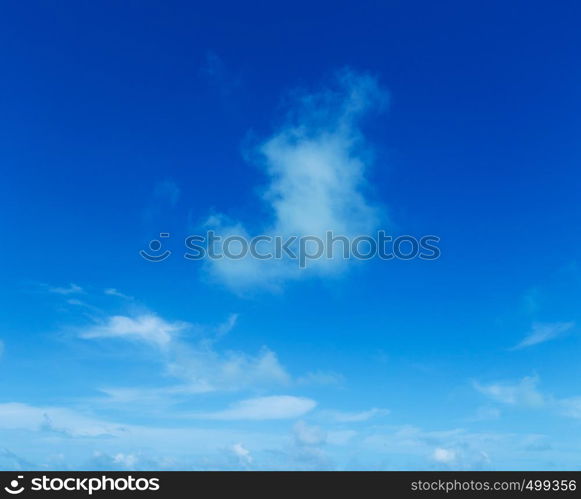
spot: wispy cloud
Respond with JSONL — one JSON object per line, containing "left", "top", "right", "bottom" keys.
{"left": 558, "top": 397, "right": 581, "bottom": 419}
{"left": 166, "top": 345, "right": 291, "bottom": 393}
{"left": 80, "top": 314, "right": 188, "bottom": 349}
{"left": 293, "top": 420, "right": 326, "bottom": 446}
{"left": 214, "top": 313, "right": 238, "bottom": 338}
{"left": 324, "top": 408, "right": 390, "bottom": 423}
{"left": 511, "top": 322, "right": 574, "bottom": 350}
{"left": 194, "top": 396, "right": 316, "bottom": 421}
{"left": 78, "top": 309, "right": 291, "bottom": 396}
{"left": 475, "top": 375, "right": 581, "bottom": 422}
{"left": 0, "top": 398, "right": 575, "bottom": 470}
{"left": 474, "top": 376, "right": 545, "bottom": 408}
{"left": 47, "top": 283, "right": 84, "bottom": 295}
{"left": 230, "top": 443, "right": 253, "bottom": 466}
{"left": 104, "top": 288, "right": 133, "bottom": 300}
{"left": 0, "top": 402, "right": 125, "bottom": 437}
{"left": 0, "top": 401, "right": 291, "bottom": 470}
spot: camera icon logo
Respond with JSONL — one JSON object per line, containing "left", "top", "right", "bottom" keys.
{"left": 4, "top": 476, "right": 24, "bottom": 494}
{"left": 140, "top": 233, "right": 172, "bottom": 262}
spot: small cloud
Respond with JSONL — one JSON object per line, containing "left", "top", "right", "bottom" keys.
{"left": 230, "top": 443, "right": 253, "bottom": 466}
{"left": 112, "top": 453, "right": 138, "bottom": 469}
{"left": 214, "top": 313, "right": 238, "bottom": 338}
{"left": 326, "top": 408, "right": 390, "bottom": 423}
{"left": 167, "top": 346, "right": 291, "bottom": 392}
{"left": 293, "top": 420, "right": 326, "bottom": 446}
{"left": 512, "top": 322, "right": 574, "bottom": 350}
{"left": 432, "top": 447, "right": 457, "bottom": 464}
{"left": 195, "top": 395, "right": 316, "bottom": 421}
{"left": 64, "top": 299, "right": 102, "bottom": 314}
{"left": 80, "top": 314, "right": 188, "bottom": 348}
{"left": 104, "top": 288, "right": 133, "bottom": 300}
{"left": 558, "top": 397, "right": 581, "bottom": 419}
{"left": 87, "top": 452, "right": 163, "bottom": 471}
{"left": 474, "top": 376, "right": 544, "bottom": 408}
{"left": 0, "top": 402, "right": 124, "bottom": 437}
{"left": 66, "top": 299, "right": 86, "bottom": 306}
{"left": 48, "top": 283, "right": 84, "bottom": 295}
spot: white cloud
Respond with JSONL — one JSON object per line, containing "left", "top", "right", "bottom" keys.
{"left": 432, "top": 447, "right": 457, "bottom": 464}
{"left": 71, "top": 298, "right": 294, "bottom": 397}
{"left": 474, "top": 376, "right": 545, "bottom": 408}
{"left": 364, "top": 426, "right": 498, "bottom": 470}
{"left": 104, "top": 288, "right": 133, "bottom": 300}
{"left": 195, "top": 396, "right": 316, "bottom": 421}
{"left": 80, "top": 314, "right": 188, "bottom": 348}
{"left": 97, "top": 348, "right": 291, "bottom": 401}
{"left": 230, "top": 443, "right": 253, "bottom": 466}
{"left": 111, "top": 453, "right": 138, "bottom": 469}
{"left": 0, "top": 399, "right": 576, "bottom": 470}
{"left": 215, "top": 313, "right": 238, "bottom": 338}
{"left": 166, "top": 346, "right": 291, "bottom": 392}
{"left": 475, "top": 376, "right": 581, "bottom": 422}
{"left": 0, "top": 400, "right": 290, "bottom": 468}
{"left": 97, "top": 384, "right": 215, "bottom": 404}
{"left": 206, "top": 69, "right": 387, "bottom": 290}
{"left": 293, "top": 420, "right": 326, "bottom": 446}
{"left": 558, "top": 397, "right": 581, "bottom": 419}
{"left": 0, "top": 402, "right": 124, "bottom": 437}
{"left": 326, "top": 408, "right": 390, "bottom": 423}
{"left": 48, "top": 283, "right": 84, "bottom": 295}
{"left": 78, "top": 309, "right": 291, "bottom": 396}
{"left": 512, "top": 322, "right": 574, "bottom": 349}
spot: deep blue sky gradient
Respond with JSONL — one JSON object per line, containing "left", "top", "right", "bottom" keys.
{"left": 0, "top": 0, "right": 580, "bottom": 469}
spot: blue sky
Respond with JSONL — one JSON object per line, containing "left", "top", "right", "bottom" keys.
{"left": 0, "top": 0, "right": 580, "bottom": 470}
